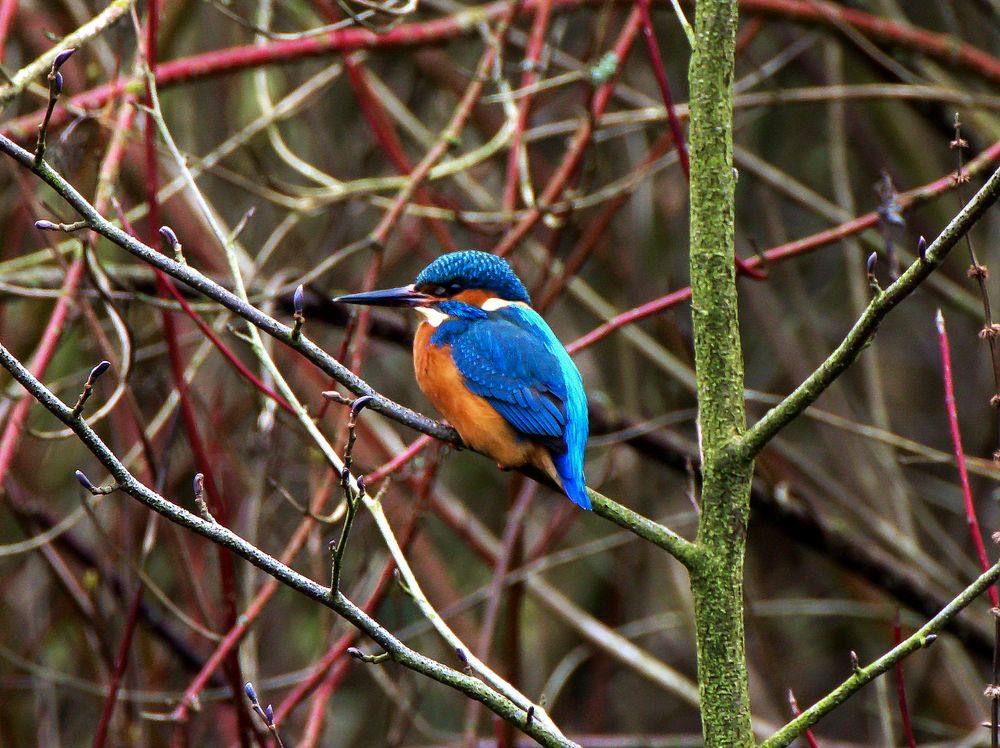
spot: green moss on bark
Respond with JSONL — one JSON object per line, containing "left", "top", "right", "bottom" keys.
{"left": 687, "top": 0, "right": 755, "bottom": 745}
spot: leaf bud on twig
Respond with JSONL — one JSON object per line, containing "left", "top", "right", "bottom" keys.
{"left": 52, "top": 48, "right": 76, "bottom": 71}
{"left": 74, "top": 469, "right": 97, "bottom": 493}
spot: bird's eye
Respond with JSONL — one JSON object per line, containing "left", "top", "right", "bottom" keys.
{"left": 419, "top": 282, "right": 462, "bottom": 297}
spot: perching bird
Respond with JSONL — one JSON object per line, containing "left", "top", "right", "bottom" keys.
{"left": 335, "top": 251, "right": 590, "bottom": 509}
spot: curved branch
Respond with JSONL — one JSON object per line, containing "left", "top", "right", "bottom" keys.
{"left": 5, "top": 0, "right": 1000, "bottom": 141}
{"left": 739, "top": 162, "right": 1000, "bottom": 460}
{"left": 0, "top": 0, "right": 134, "bottom": 108}
{"left": 760, "top": 557, "right": 1000, "bottom": 747}
{"left": 0, "top": 131, "right": 700, "bottom": 568}
{"left": 0, "top": 341, "right": 577, "bottom": 748}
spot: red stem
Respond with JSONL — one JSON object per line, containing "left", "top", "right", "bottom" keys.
{"left": 368, "top": 0, "right": 523, "bottom": 248}
{"left": 788, "top": 689, "right": 820, "bottom": 748}
{"left": 280, "top": 500, "right": 423, "bottom": 733}
{"left": 0, "top": 258, "right": 85, "bottom": 482}
{"left": 735, "top": 16, "right": 764, "bottom": 54}
{"left": 0, "top": 0, "right": 17, "bottom": 61}
{"left": 330, "top": 0, "right": 458, "bottom": 252}
{"left": 567, "top": 138, "right": 1000, "bottom": 353}
{"left": 91, "top": 584, "right": 144, "bottom": 748}
{"left": 157, "top": 279, "right": 294, "bottom": 413}
{"left": 635, "top": 0, "right": 689, "bottom": 179}
{"left": 635, "top": 2, "right": 772, "bottom": 290}
{"left": 6, "top": 0, "right": 1000, "bottom": 144}
{"left": 297, "top": 659, "right": 353, "bottom": 747}
{"left": 936, "top": 310, "right": 998, "bottom": 607}
{"left": 0, "top": 108, "right": 136, "bottom": 486}
{"left": 493, "top": 7, "right": 643, "bottom": 257}
{"left": 892, "top": 610, "right": 917, "bottom": 748}
{"left": 501, "top": 0, "right": 553, "bottom": 211}
{"left": 168, "top": 474, "right": 334, "bottom": 723}
{"left": 746, "top": 0, "right": 1000, "bottom": 83}
{"left": 142, "top": 6, "right": 249, "bottom": 739}
{"left": 10, "top": 77, "right": 135, "bottom": 748}
{"left": 367, "top": 434, "right": 434, "bottom": 482}
{"left": 294, "top": 549, "right": 407, "bottom": 745}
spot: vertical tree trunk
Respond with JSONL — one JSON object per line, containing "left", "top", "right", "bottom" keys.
{"left": 686, "top": 0, "right": 755, "bottom": 745}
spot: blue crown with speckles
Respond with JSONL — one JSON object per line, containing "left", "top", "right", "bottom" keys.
{"left": 415, "top": 251, "right": 531, "bottom": 304}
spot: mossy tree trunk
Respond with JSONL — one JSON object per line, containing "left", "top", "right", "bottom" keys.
{"left": 686, "top": 0, "right": 756, "bottom": 745}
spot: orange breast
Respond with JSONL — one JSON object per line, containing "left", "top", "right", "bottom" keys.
{"left": 413, "top": 322, "right": 556, "bottom": 478}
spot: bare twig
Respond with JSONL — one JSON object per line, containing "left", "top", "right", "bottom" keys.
{"left": 0, "top": 341, "right": 577, "bottom": 748}
{"left": 740, "top": 162, "right": 1000, "bottom": 459}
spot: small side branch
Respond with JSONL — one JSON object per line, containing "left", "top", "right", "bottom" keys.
{"left": 740, "top": 161, "right": 1000, "bottom": 460}
{"left": 761, "top": 558, "right": 1000, "bottom": 747}
{"left": 291, "top": 284, "right": 305, "bottom": 341}
{"left": 33, "top": 48, "right": 76, "bottom": 165}
{"left": 0, "top": 0, "right": 132, "bottom": 108}
{"left": 71, "top": 360, "right": 111, "bottom": 418}
{"left": 330, "top": 396, "right": 373, "bottom": 595}
{"left": 0, "top": 127, "right": 694, "bottom": 571}
{"left": 587, "top": 488, "right": 701, "bottom": 569}
{"left": 0, "top": 342, "right": 578, "bottom": 748}
{"left": 243, "top": 682, "right": 285, "bottom": 748}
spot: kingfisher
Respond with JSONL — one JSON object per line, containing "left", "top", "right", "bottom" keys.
{"left": 335, "top": 251, "right": 590, "bottom": 509}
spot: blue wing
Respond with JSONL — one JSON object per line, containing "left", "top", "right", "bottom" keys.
{"left": 447, "top": 314, "right": 568, "bottom": 450}
{"left": 432, "top": 305, "right": 590, "bottom": 509}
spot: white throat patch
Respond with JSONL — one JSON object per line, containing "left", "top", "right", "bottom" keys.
{"left": 417, "top": 298, "right": 528, "bottom": 327}
{"left": 481, "top": 297, "right": 522, "bottom": 311}
{"left": 415, "top": 306, "right": 449, "bottom": 327}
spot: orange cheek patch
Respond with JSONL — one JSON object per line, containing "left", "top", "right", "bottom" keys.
{"left": 452, "top": 289, "right": 497, "bottom": 308}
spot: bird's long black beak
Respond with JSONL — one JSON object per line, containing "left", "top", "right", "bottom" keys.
{"left": 334, "top": 284, "right": 434, "bottom": 308}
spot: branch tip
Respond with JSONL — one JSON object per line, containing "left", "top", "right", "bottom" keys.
{"left": 52, "top": 48, "right": 76, "bottom": 70}
{"left": 35, "top": 218, "right": 87, "bottom": 233}
{"left": 243, "top": 682, "right": 259, "bottom": 705}
{"left": 244, "top": 681, "right": 282, "bottom": 744}
{"left": 192, "top": 473, "right": 216, "bottom": 523}
{"left": 71, "top": 360, "right": 112, "bottom": 417}
{"left": 350, "top": 394, "right": 375, "bottom": 422}
{"left": 158, "top": 225, "right": 186, "bottom": 263}
{"left": 849, "top": 650, "right": 861, "bottom": 674}
{"left": 74, "top": 469, "right": 96, "bottom": 493}
{"left": 35, "top": 46, "right": 76, "bottom": 165}
{"left": 74, "top": 469, "right": 116, "bottom": 495}
{"left": 158, "top": 225, "right": 178, "bottom": 250}
{"left": 89, "top": 360, "right": 111, "bottom": 383}
{"left": 291, "top": 284, "right": 305, "bottom": 340}
{"left": 347, "top": 647, "right": 389, "bottom": 664}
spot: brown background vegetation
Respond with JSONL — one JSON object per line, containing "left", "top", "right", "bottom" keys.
{"left": 0, "top": 0, "right": 999, "bottom": 745}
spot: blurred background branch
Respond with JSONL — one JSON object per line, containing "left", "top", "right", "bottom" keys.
{"left": 0, "top": 0, "right": 998, "bottom": 745}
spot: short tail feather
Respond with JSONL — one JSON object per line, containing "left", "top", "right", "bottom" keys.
{"left": 551, "top": 452, "right": 591, "bottom": 510}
